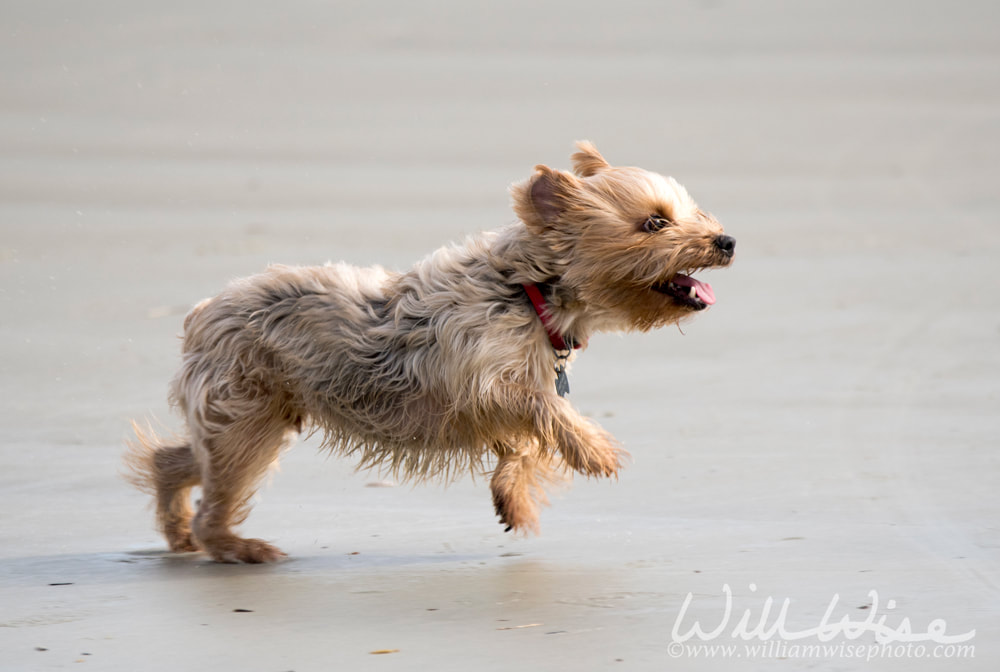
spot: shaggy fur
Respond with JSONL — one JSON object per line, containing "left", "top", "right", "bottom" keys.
{"left": 126, "top": 142, "right": 735, "bottom": 563}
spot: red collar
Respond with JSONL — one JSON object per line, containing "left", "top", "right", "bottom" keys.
{"left": 522, "top": 284, "right": 582, "bottom": 352}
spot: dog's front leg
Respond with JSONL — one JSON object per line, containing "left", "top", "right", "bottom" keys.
{"left": 490, "top": 441, "right": 545, "bottom": 534}
{"left": 532, "top": 394, "right": 625, "bottom": 478}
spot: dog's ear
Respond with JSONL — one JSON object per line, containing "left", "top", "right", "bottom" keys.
{"left": 570, "top": 140, "right": 610, "bottom": 177}
{"left": 522, "top": 165, "right": 579, "bottom": 228}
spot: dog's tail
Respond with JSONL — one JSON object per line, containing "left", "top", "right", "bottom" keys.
{"left": 122, "top": 420, "right": 195, "bottom": 495}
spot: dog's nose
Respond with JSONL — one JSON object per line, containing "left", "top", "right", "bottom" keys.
{"left": 714, "top": 235, "right": 736, "bottom": 257}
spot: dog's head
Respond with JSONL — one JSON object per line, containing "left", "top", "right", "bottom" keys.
{"left": 510, "top": 141, "right": 734, "bottom": 331}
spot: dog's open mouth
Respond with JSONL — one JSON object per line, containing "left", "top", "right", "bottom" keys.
{"left": 652, "top": 273, "right": 716, "bottom": 311}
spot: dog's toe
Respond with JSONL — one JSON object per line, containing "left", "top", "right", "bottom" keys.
{"left": 201, "top": 536, "right": 286, "bottom": 564}
{"left": 168, "top": 536, "right": 200, "bottom": 553}
{"left": 232, "top": 539, "right": 286, "bottom": 564}
{"left": 165, "top": 526, "right": 200, "bottom": 553}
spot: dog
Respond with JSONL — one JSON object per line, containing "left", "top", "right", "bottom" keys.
{"left": 126, "top": 142, "right": 735, "bottom": 563}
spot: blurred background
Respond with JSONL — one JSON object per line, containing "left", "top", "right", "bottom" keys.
{"left": 1, "top": 1, "right": 997, "bottom": 669}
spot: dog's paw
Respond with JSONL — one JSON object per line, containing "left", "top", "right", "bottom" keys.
{"left": 561, "top": 426, "right": 625, "bottom": 478}
{"left": 492, "top": 488, "right": 541, "bottom": 535}
{"left": 497, "top": 513, "right": 540, "bottom": 535}
{"left": 203, "top": 536, "right": 287, "bottom": 564}
{"left": 166, "top": 530, "right": 200, "bottom": 553}
{"left": 587, "top": 443, "right": 625, "bottom": 478}
{"left": 568, "top": 452, "right": 619, "bottom": 478}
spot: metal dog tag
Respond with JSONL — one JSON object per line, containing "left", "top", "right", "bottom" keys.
{"left": 554, "top": 357, "right": 570, "bottom": 397}
{"left": 555, "top": 368, "right": 570, "bottom": 397}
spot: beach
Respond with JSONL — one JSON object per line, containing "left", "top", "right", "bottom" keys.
{"left": 1, "top": 1, "right": 998, "bottom": 669}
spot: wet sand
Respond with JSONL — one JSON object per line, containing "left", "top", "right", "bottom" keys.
{"left": 1, "top": 1, "right": 998, "bottom": 669}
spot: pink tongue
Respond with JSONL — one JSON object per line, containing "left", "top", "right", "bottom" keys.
{"left": 672, "top": 274, "right": 716, "bottom": 305}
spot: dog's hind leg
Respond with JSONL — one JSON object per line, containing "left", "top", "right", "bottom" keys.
{"left": 153, "top": 444, "right": 201, "bottom": 551}
{"left": 188, "top": 407, "right": 297, "bottom": 563}
{"left": 125, "top": 424, "right": 201, "bottom": 552}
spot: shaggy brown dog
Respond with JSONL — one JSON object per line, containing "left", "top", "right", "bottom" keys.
{"left": 126, "top": 142, "right": 735, "bottom": 563}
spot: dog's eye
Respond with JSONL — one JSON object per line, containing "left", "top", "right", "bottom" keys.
{"left": 642, "top": 215, "right": 671, "bottom": 233}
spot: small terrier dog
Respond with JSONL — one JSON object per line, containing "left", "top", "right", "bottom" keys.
{"left": 126, "top": 142, "right": 735, "bottom": 563}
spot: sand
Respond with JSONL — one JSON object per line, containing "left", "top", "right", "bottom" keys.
{"left": 1, "top": 1, "right": 998, "bottom": 669}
